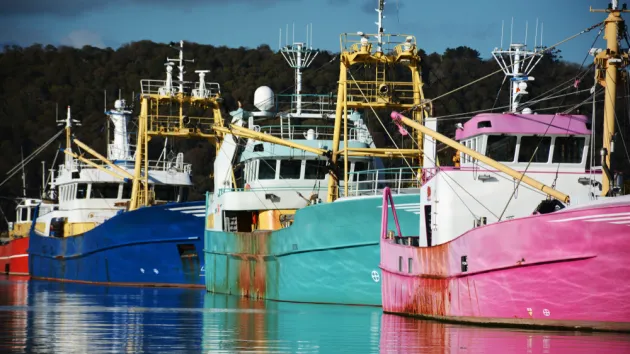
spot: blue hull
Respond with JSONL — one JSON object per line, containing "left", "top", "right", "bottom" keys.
{"left": 29, "top": 201, "right": 207, "bottom": 287}
{"left": 204, "top": 194, "right": 420, "bottom": 306}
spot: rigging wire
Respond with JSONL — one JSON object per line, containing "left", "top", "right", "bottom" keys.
{"left": 0, "top": 128, "right": 65, "bottom": 190}
{"left": 402, "top": 21, "right": 604, "bottom": 115}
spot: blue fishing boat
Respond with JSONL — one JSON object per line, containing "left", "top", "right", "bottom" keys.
{"left": 204, "top": 1, "right": 431, "bottom": 306}
{"left": 28, "top": 41, "right": 221, "bottom": 287}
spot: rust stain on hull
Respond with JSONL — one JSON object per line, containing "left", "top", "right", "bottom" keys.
{"left": 234, "top": 231, "right": 272, "bottom": 299}
{"left": 401, "top": 242, "right": 454, "bottom": 317}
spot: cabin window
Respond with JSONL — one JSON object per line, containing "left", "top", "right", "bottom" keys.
{"left": 179, "top": 187, "right": 189, "bottom": 202}
{"left": 279, "top": 160, "right": 302, "bottom": 179}
{"left": 353, "top": 161, "right": 370, "bottom": 181}
{"left": 90, "top": 183, "right": 120, "bottom": 199}
{"left": 258, "top": 159, "right": 277, "bottom": 180}
{"left": 304, "top": 160, "right": 327, "bottom": 180}
{"left": 154, "top": 184, "right": 178, "bottom": 201}
{"left": 518, "top": 136, "right": 551, "bottom": 163}
{"left": 19, "top": 208, "right": 27, "bottom": 222}
{"left": 486, "top": 136, "right": 517, "bottom": 162}
{"left": 553, "top": 137, "right": 585, "bottom": 164}
{"left": 76, "top": 183, "right": 88, "bottom": 199}
{"left": 121, "top": 183, "right": 132, "bottom": 199}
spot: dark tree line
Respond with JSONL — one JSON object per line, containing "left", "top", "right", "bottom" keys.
{"left": 0, "top": 40, "right": 628, "bottom": 230}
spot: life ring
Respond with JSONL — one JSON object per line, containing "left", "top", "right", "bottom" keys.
{"left": 244, "top": 184, "right": 251, "bottom": 190}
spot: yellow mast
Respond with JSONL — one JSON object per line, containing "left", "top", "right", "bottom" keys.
{"left": 327, "top": 0, "right": 426, "bottom": 202}
{"left": 591, "top": 2, "right": 630, "bottom": 196}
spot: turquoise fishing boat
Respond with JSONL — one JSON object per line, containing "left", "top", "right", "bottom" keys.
{"left": 204, "top": 0, "right": 433, "bottom": 306}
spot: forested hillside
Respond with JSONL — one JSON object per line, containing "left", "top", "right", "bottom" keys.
{"left": 0, "top": 40, "right": 627, "bottom": 228}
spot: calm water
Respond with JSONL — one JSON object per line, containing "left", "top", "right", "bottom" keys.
{"left": 0, "top": 276, "right": 628, "bottom": 353}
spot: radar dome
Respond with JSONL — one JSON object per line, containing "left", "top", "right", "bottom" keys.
{"left": 522, "top": 108, "right": 533, "bottom": 114}
{"left": 254, "top": 86, "right": 274, "bottom": 112}
{"left": 114, "top": 99, "right": 123, "bottom": 110}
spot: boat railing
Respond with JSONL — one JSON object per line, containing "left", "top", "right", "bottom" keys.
{"left": 216, "top": 185, "right": 325, "bottom": 198}
{"left": 346, "top": 80, "right": 418, "bottom": 106}
{"left": 140, "top": 79, "right": 221, "bottom": 98}
{"left": 340, "top": 33, "right": 417, "bottom": 56}
{"left": 345, "top": 167, "right": 436, "bottom": 196}
{"left": 60, "top": 158, "right": 192, "bottom": 175}
{"left": 254, "top": 124, "right": 369, "bottom": 141}
{"left": 275, "top": 94, "right": 336, "bottom": 116}
{"left": 147, "top": 114, "right": 217, "bottom": 136}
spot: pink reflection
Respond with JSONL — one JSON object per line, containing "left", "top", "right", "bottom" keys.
{"left": 379, "top": 314, "right": 630, "bottom": 354}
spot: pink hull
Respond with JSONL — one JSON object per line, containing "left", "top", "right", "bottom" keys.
{"left": 380, "top": 199, "right": 630, "bottom": 332}
{"left": 0, "top": 237, "right": 29, "bottom": 275}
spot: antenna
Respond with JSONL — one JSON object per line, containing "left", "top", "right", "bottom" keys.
{"left": 279, "top": 28, "right": 282, "bottom": 50}
{"left": 21, "top": 146, "right": 26, "bottom": 197}
{"left": 501, "top": 20, "right": 504, "bottom": 49}
{"left": 41, "top": 160, "right": 45, "bottom": 198}
{"left": 534, "top": 18, "right": 539, "bottom": 49}
{"left": 510, "top": 17, "right": 514, "bottom": 45}
{"left": 541, "top": 22, "right": 544, "bottom": 48}
{"left": 376, "top": 0, "right": 385, "bottom": 53}
{"left": 525, "top": 21, "right": 528, "bottom": 46}
{"left": 167, "top": 40, "right": 195, "bottom": 94}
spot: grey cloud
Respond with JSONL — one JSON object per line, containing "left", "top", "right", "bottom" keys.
{"left": 0, "top": 0, "right": 291, "bottom": 16}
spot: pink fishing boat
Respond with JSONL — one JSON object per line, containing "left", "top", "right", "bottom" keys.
{"left": 379, "top": 2, "right": 630, "bottom": 332}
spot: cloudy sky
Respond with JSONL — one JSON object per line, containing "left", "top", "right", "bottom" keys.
{"left": 0, "top": 0, "right": 615, "bottom": 63}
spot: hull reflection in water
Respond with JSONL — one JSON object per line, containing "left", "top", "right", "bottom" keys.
{"left": 0, "top": 276, "right": 628, "bottom": 353}
{"left": 380, "top": 314, "right": 630, "bottom": 353}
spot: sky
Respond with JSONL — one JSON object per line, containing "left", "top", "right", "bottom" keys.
{"left": 0, "top": 0, "right": 619, "bottom": 64}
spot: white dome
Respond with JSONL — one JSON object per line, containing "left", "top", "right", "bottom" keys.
{"left": 114, "top": 99, "right": 123, "bottom": 110}
{"left": 254, "top": 86, "right": 274, "bottom": 112}
{"left": 522, "top": 107, "right": 533, "bottom": 114}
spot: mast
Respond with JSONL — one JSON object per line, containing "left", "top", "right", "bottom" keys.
{"left": 491, "top": 24, "right": 543, "bottom": 113}
{"left": 375, "top": 0, "right": 385, "bottom": 54}
{"left": 591, "top": 0, "right": 630, "bottom": 196}
{"left": 279, "top": 29, "right": 318, "bottom": 116}
{"left": 56, "top": 106, "right": 80, "bottom": 172}
{"left": 20, "top": 147, "right": 26, "bottom": 197}
{"left": 328, "top": 0, "right": 426, "bottom": 201}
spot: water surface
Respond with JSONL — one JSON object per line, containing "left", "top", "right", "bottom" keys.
{"left": 0, "top": 275, "right": 628, "bottom": 353}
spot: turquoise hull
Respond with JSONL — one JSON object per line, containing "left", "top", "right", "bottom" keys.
{"left": 204, "top": 194, "right": 420, "bottom": 306}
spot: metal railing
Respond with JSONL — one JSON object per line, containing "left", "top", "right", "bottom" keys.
{"left": 275, "top": 94, "right": 336, "bottom": 116}
{"left": 59, "top": 157, "right": 192, "bottom": 175}
{"left": 345, "top": 167, "right": 436, "bottom": 196}
{"left": 252, "top": 124, "right": 369, "bottom": 141}
{"left": 147, "top": 115, "right": 217, "bottom": 137}
{"left": 340, "top": 33, "right": 417, "bottom": 55}
{"left": 140, "top": 79, "right": 221, "bottom": 97}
